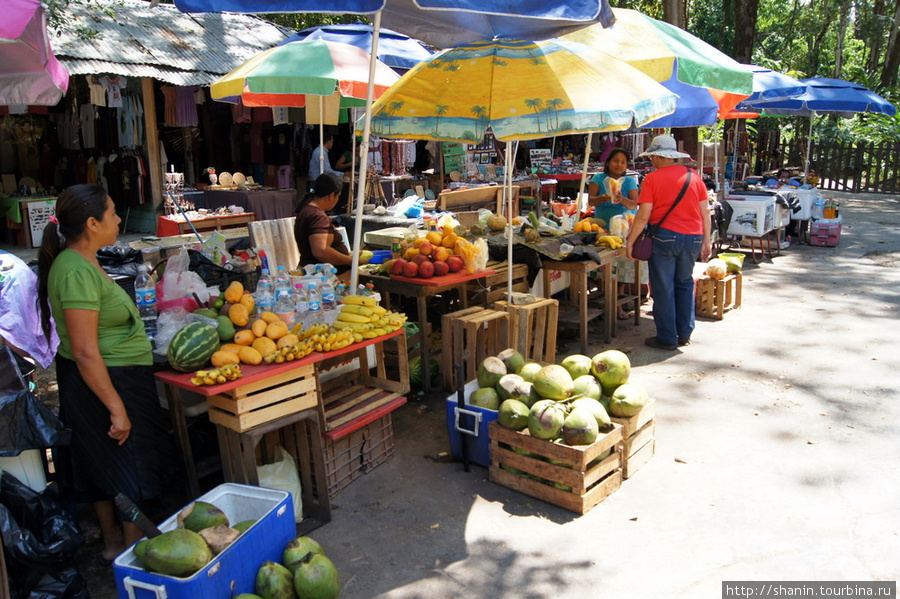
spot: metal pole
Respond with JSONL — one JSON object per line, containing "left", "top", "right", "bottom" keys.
{"left": 349, "top": 12, "right": 383, "bottom": 292}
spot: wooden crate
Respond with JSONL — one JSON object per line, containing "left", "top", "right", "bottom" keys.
{"left": 445, "top": 308, "right": 509, "bottom": 391}
{"left": 696, "top": 274, "right": 742, "bottom": 320}
{"left": 316, "top": 333, "right": 409, "bottom": 436}
{"left": 611, "top": 399, "right": 656, "bottom": 479}
{"left": 488, "top": 422, "right": 623, "bottom": 514}
{"left": 441, "top": 306, "right": 484, "bottom": 391}
{"left": 207, "top": 363, "right": 318, "bottom": 433}
{"left": 493, "top": 298, "right": 559, "bottom": 364}
{"left": 307, "top": 413, "right": 395, "bottom": 499}
{"left": 466, "top": 261, "right": 530, "bottom": 306}
{"left": 384, "top": 322, "right": 431, "bottom": 382}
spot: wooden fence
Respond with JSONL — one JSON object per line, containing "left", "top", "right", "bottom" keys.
{"left": 778, "top": 140, "right": 900, "bottom": 194}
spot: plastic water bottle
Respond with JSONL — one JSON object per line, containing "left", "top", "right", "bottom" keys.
{"left": 134, "top": 264, "right": 158, "bottom": 340}
{"left": 293, "top": 284, "right": 309, "bottom": 328}
{"left": 319, "top": 276, "right": 336, "bottom": 311}
{"left": 255, "top": 268, "right": 275, "bottom": 314}
{"left": 274, "top": 267, "right": 294, "bottom": 324}
{"left": 307, "top": 280, "right": 322, "bottom": 325}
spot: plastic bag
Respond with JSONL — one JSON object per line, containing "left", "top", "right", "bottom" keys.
{"left": 162, "top": 249, "right": 210, "bottom": 302}
{"left": 97, "top": 242, "right": 144, "bottom": 278}
{"left": 0, "top": 347, "right": 70, "bottom": 456}
{"left": 257, "top": 446, "right": 303, "bottom": 523}
{"left": 473, "top": 238, "right": 489, "bottom": 274}
{"left": 153, "top": 307, "right": 190, "bottom": 356}
{"left": 0, "top": 471, "right": 89, "bottom": 599}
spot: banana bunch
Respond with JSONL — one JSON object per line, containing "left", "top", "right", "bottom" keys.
{"left": 335, "top": 301, "right": 407, "bottom": 339}
{"left": 293, "top": 322, "right": 330, "bottom": 340}
{"left": 264, "top": 340, "right": 315, "bottom": 364}
{"left": 191, "top": 364, "right": 242, "bottom": 386}
{"left": 306, "top": 328, "right": 355, "bottom": 352}
{"left": 341, "top": 294, "right": 377, "bottom": 307}
{"left": 596, "top": 235, "right": 624, "bottom": 249}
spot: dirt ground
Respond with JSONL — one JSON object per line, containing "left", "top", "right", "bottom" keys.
{"left": 10, "top": 188, "right": 900, "bottom": 598}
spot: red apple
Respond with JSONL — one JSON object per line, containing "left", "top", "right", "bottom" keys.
{"left": 419, "top": 241, "right": 434, "bottom": 256}
{"left": 418, "top": 260, "right": 435, "bottom": 278}
{"left": 447, "top": 256, "right": 464, "bottom": 273}
{"left": 391, "top": 258, "right": 408, "bottom": 275}
{"left": 433, "top": 260, "right": 450, "bottom": 276}
{"left": 403, "top": 261, "right": 419, "bottom": 277}
{"left": 413, "top": 253, "right": 430, "bottom": 266}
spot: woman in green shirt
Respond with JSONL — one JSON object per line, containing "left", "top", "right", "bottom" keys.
{"left": 37, "top": 184, "right": 173, "bottom": 560}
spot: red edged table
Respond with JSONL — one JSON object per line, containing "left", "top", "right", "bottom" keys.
{"left": 156, "top": 212, "right": 256, "bottom": 237}
{"left": 359, "top": 270, "right": 494, "bottom": 392}
{"left": 154, "top": 330, "right": 408, "bottom": 528}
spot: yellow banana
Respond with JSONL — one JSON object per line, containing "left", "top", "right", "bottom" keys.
{"left": 341, "top": 294, "right": 376, "bottom": 307}
{"left": 369, "top": 305, "right": 387, "bottom": 315}
{"left": 341, "top": 304, "right": 374, "bottom": 317}
{"left": 337, "top": 312, "right": 371, "bottom": 324}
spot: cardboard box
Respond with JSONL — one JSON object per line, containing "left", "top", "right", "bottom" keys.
{"left": 114, "top": 484, "right": 294, "bottom": 599}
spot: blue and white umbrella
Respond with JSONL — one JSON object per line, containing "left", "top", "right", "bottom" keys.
{"left": 753, "top": 77, "right": 896, "bottom": 182}
{"left": 282, "top": 23, "right": 433, "bottom": 72}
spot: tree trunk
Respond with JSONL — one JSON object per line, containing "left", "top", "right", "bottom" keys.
{"left": 866, "top": 0, "right": 887, "bottom": 74}
{"left": 808, "top": 0, "right": 835, "bottom": 75}
{"left": 881, "top": 0, "right": 900, "bottom": 87}
{"left": 833, "top": 2, "right": 851, "bottom": 77}
{"left": 733, "top": 0, "right": 759, "bottom": 63}
{"left": 663, "top": 0, "right": 684, "bottom": 27}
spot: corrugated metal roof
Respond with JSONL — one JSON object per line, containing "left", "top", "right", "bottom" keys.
{"left": 53, "top": 0, "right": 293, "bottom": 85}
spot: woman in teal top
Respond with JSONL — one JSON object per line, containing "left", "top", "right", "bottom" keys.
{"left": 38, "top": 184, "right": 173, "bottom": 560}
{"left": 588, "top": 148, "right": 639, "bottom": 226}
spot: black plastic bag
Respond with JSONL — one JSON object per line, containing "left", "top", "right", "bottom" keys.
{"left": 0, "top": 347, "right": 71, "bottom": 457}
{"left": 97, "top": 243, "right": 144, "bottom": 277}
{"left": 187, "top": 249, "right": 260, "bottom": 292}
{"left": 0, "top": 471, "right": 88, "bottom": 599}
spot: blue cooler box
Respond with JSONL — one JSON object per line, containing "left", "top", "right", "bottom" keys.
{"left": 114, "top": 483, "right": 294, "bottom": 599}
{"left": 446, "top": 380, "right": 499, "bottom": 467}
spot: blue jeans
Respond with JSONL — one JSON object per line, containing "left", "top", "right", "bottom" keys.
{"left": 648, "top": 228, "right": 703, "bottom": 345}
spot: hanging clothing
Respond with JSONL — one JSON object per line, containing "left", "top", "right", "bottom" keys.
{"left": 231, "top": 101, "right": 252, "bottom": 124}
{"left": 86, "top": 76, "right": 106, "bottom": 107}
{"left": 161, "top": 86, "right": 177, "bottom": 126}
{"left": 79, "top": 104, "right": 96, "bottom": 149}
{"left": 175, "top": 87, "right": 198, "bottom": 127}
{"left": 99, "top": 76, "right": 126, "bottom": 108}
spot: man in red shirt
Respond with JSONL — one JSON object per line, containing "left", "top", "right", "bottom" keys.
{"left": 626, "top": 135, "right": 712, "bottom": 350}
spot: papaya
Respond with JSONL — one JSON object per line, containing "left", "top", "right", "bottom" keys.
{"left": 251, "top": 336, "right": 277, "bottom": 357}
{"left": 238, "top": 346, "right": 263, "bottom": 365}
{"left": 258, "top": 311, "right": 281, "bottom": 324}
{"left": 239, "top": 292, "right": 255, "bottom": 314}
{"left": 224, "top": 281, "right": 244, "bottom": 303}
{"left": 233, "top": 330, "right": 256, "bottom": 346}
{"left": 229, "top": 303, "right": 250, "bottom": 327}
{"left": 211, "top": 350, "right": 241, "bottom": 368}
{"left": 276, "top": 334, "right": 299, "bottom": 349}
{"left": 265, "top": 320, "right": 288, "bottom": 340}
{"left": 251, "top": 318, "right": 269, "bottom": 337}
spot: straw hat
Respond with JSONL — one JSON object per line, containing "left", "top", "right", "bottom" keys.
{"left": 639, "top": 135, "right": 691, "bottom": 159}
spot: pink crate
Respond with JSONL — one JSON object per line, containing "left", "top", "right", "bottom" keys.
{"left": 809, "top": 222, "right": 842, "bottom": 247}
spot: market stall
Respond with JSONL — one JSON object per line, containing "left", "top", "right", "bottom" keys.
{"left": 200, "top": 189, "right": 296, "bottom": 220}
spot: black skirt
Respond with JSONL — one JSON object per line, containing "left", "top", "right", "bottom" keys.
{"left": 55, "top": 356, "right": 178, "bottom": 506}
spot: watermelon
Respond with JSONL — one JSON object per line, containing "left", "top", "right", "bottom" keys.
{"left": 167, "top": 322, "right": 220, "bottom": 372}
{"left": 408, "top": 356, "right": 439, "bottom": 387}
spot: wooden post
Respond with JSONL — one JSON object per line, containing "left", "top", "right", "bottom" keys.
{"left": 142, "top": 78, "right": 162, "bottom": 211}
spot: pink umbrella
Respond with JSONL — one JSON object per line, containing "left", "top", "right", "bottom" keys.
{"left": 1, "top": 0, "right": 69, "bottom": 106}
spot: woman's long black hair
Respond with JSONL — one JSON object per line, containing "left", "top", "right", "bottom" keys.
{"left": 298, "top": 173, "right": 343, "bottom": 211}
{"left": 37, "top": 184, "right": 109, "bottom": 340}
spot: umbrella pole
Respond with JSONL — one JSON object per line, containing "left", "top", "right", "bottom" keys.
{"left": 803, "top": 113, "right": 814, "bottom": 185}
{"left": 714, "top": 121, "right": 721, "bottom": 193}
{"left": 579, "top": 132, "right": 593, "bottom": 214}
{"left": 506, "top": 141, "right": 517, "bottom": 302}
{"left": 730, "top": 120, "right": 740, "bottom": 186}
{"left": 350, "top": 11, "right": 383, "bottom": 292}
{"left": 319, "top": 104, "right": 325, "bottom": 176}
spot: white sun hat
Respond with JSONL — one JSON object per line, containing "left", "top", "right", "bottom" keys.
{"left": 639, "top": 134, "right": 691, "bottom": 159}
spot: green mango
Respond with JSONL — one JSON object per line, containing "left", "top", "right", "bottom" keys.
{"left": 216, "top": 315, "right": 236, "bottom": 342}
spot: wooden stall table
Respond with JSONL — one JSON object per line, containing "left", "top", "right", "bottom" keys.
{"left": 154, "top": 330, "right": 409, "bottom": 529}
{"left": 359, "top": 269, "right": 495, "bottom": 392}
{"left": 156, "top": 212, "right": 256, "bottom": 237}
{"left": 540, "top": 247, "right": 618, "bottom": 354}
{"left": 130, "top": 227, "right": 250, "bottom": 260}
{"left": 202, "top": 188, "right": 297, "bottom": 220}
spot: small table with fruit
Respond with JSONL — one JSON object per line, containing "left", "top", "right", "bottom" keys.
{"left": 154, "top": 282, "right": 411, "bottom": 513}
